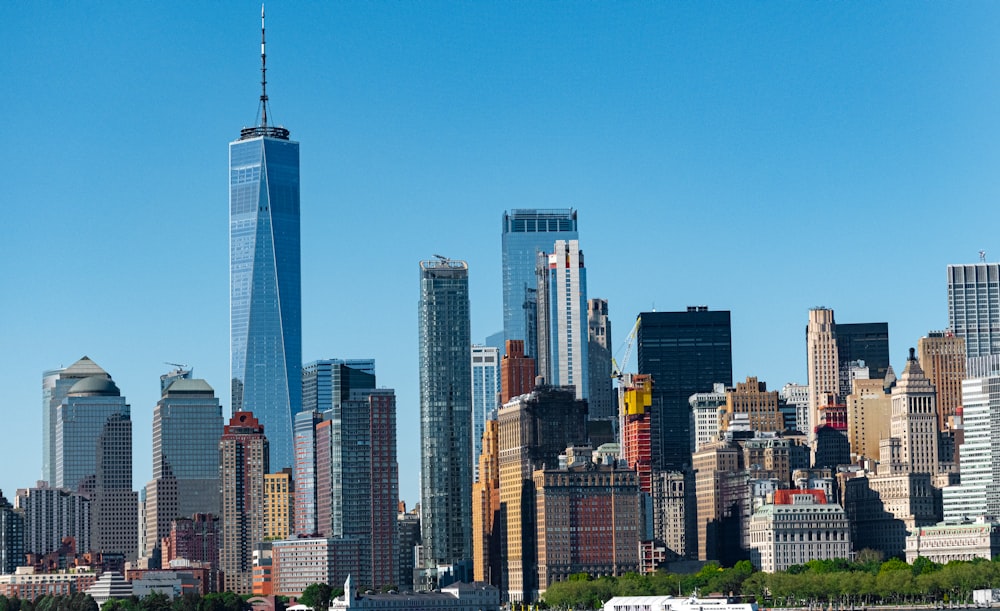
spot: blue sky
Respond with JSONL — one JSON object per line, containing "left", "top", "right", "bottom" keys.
{"left": 3, "top": 3, "right": 999, "bottom": 506}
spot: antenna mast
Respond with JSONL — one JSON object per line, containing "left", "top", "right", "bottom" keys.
{"left": 260, "top": 4, "right": 268, "bottom": 127}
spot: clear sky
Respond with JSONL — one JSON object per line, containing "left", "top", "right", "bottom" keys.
{"left": 3, "top": 2, "right": 1000, "bottom": 506}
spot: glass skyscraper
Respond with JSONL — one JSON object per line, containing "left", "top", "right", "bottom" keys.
{"left": 502, "top": 210, "right": 578, "bottom": 358}
{"left": 230, "top": 119, "right": 301, "bottom": 473}
{"left": 418, "top": 258, "right": 473, "bottom": 571}
{"left": 948, "top": 263, "right": 1000, "bottom": 358}
{"left": 470, "top": 344, "right": 500, "bottom": 481}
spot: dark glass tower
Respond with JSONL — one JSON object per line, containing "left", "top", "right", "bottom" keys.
{"left": 230, "top": 10, "right": 301, "bottom": 472}
{"left": 502, "top": 210, "right": 578, "bottom": 358}
{"left": 418, "top": 257, "right": 472, "bottom": 571}
{"left": 836, "top": 322, "right": 890, "bottom": 383}
{"left": 636, "top": 307, "right": 733, "bottom": 471}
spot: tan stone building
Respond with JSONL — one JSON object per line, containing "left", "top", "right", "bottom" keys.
{"left": 692, "top": 441, "right": 744, "bottom": 561}
{"left": 918, "top": 331, "right": 966, "bottom": 431}
{"left": 263, "top": 469, "right": 294, "bottom": 541}
{"left": 807, "top": 308, "right": 840, "bottom": 440}
{"left": 845, "top": 378, "right": 891, "bottom": 461}
{"left": 472, "top": 420, "right": 500, "bottom": 585}
{"left": 889, "top": 349, "right": 939, "bottom": 476}
{"left": 720, "top": 377, "right": 785, "bottom": 434}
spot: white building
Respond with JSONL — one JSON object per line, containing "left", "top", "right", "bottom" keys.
{"left": 780, "top": 383, "right": 810, "bottom": 435}
{"left": 943, "top": 369, "right": 1000, "bottom": 522}
{"left": 86, "top": 572, "right": 132, "bottom": 607}
{"left": 906, "top": 520, "right": 1000, "bottom": 563}
{"left": 537, "top": 240, "right": 588, "bottom": 400}
{"left": 603, "top": 596, "right": 757, "bottom": 611}
{"left": 690, "top": 384, "right": 727, "bottom": 452}
{"left": 330, "top": 575, "right": 500, "bottom": 611}
{"left": 748, "top": 490, "right": 851, "bottom": 573}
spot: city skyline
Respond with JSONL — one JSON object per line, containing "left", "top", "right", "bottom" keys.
{"left": 5, "top": 3, "right": 1000, "bottom": 506}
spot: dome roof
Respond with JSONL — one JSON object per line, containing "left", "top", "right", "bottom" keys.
{"left": 68, "top": 375, "right": 120, "bottom": 396}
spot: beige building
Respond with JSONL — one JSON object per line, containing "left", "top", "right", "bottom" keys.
{"left": 748, "top": 490, "right": 851, "bottom": 573}
{"left": 918, "top": 331, "right": 966, "bottom": 431}
{"left": 905, "top": 520, "right": 1000, "bottom": 563}
{"left": 807, "top": 308, "right": 840, "bottom": 441}
{"left": 263, "top": 469, "right": 294, "bottom": 541}
{"left": 472, "top": 420, "right": 500, "bottom": 584}
{"left": 220, "top": 412, "right": 268, "bottom": 594}
{"left": 649, "top": 471, "right": 694, "bottom": 561}
{"left": 846, "top": 378, "right": 891, "bottom": 461}
{"left": 693, "top": 441, "right": 744, "bottom": 561}
{"left": 889, "top": 349, "right": 939, "bottom": 476}
{"left": 720, "top": 378, "right": 785, "bottom": 434}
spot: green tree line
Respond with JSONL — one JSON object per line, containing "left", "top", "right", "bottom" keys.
{"left": 543, "top": 555, "right": 1000, "bottom": 609}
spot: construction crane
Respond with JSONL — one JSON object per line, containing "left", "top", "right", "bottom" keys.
{"left": 163, "top": 362, "right": 189, "bottom": 370}
{"left": 611, "top": 318, "right": 640, "bottom": 457}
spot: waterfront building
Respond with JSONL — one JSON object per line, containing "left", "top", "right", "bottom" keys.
{"left": 502, "top": 209, "right": 578, "bottom": 358}
{"left": 637, "top": 307, "right": 733, "bottom": 472}
{"left": 905, "top": 520, "right": 1000, "bottom": 563}
{"left": 418, "top": 258, "right": 473, "bottom": 573}
{"left": 230, "top": 14, "right": 301, "bottom": 472}
{"left": 943, "top": 371, "right": 1000, "bottom": 522}
{"left": 331, "top": 575, "right": 500, "bottom": 611}
{"left": 748, "top": 489, "right": 850, "bottom": 573}
{"left": 603, "top": 596, "right": 757, "bottom": 611}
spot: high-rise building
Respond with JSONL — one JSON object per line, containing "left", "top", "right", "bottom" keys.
{"left": 42, "top": 356, "right": 110, "bottom": 485}
{"left": 471, "top": 345, "right": 500, "bottom": 480}
{"left": 0, "top": 492, "right": 24, "bottom": 575}
{"left": 690, "top": 384, "right": 728, "bottom": 453}
{"left": 720, "top": 377, "right": 785, "bottom": 434}
{"left": 230, "top": 15, "right": 301, "bottom": 473}
{"left": 948, "top": 263, "right": 1000, "bottom": 358}
{"left": 806, "top": 307, "right": 839, "bottom": 439}
{"left": 890, "top": 349, "right": 940, "bottom": 476}
{"left": 587, "top": 298, "right": 613, "bottom": 421}
{"left": 943, "top": 371, "right": 1000, "bottom": 522}
{"left": 919, "top": 331, "right": 967, "bottom": 431}
{"left": 144, "top": 375, "right": 222, "bottom": 560}
{"left": 418, "top": 258, "right": 473, "bottom": 571}
{"left": 502, "top": 209, "right": 578, "bottom": 358}
{"left": 536, "top": 240, "right": 588, "bottom": 400}
{"left": 497, "top": 386, "right": 588, "bottom": 602}
{"left": 779, "top": 383, "right": 810, "bottom": 435}
{"left": 845, "top": 378, "right": 891, "bottom": 461}
{"left": 220, "top": 412, "right": 269, "bottom": 594}
{"left": 636, "top": 307, "right": 733, "bottom": 472}
{"left": 264, "top": 469, "right": 294, "bottom": 541}
{"left": 162, "top": 513, "right": 220, "bottom": 571}
{"left": 836, "top": 323, "right": 890, "bottom": 387}
{"left": 472, "top": 421, "right": 501, "bottom": 587}
{"left": 15, "top": 483, "right": 90, "bottom": 557}
{"left": 500, "top": 340, "right": 535, "bottom": 405}
{"left": 292, "top": 410, "right": 323, "bottom": 537}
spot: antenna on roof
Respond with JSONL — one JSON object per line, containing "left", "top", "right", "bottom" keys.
{"left": 980, "top": 250, "right": 987, "bottom": 263}
{"left": 260, "top": 4, "right": 269, "bottom": 128}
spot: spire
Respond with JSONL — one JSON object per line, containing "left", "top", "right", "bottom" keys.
{"left": 240, "top": 4, "right": 289, "bottom": 141}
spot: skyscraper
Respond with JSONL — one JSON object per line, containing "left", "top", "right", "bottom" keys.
{"left": 948, "top": 263, "right": 1000, "bottom": 358}
{"left": 587, "top": 298, "right": 614, "bottom": 421}
{"left": 943, "top": 366, "right": 1000, "bottom": 522}
{"left": 636, "top": 307, "right": 733, "bottom": 472}
{"left": 836, "top": 322, "right": 890, "bottom": 384}
{"left": 502, "top": 210, "right": 578, "bottom": 357}
{"left": 230, "top": 10, "right": 301, "bottom": 472}
{"left": 918, "top": 331, "right": 967, "bottom": 431}
{"left": 418, "top": 257, "right": 473, "bottom": 573}
{"left": 806, "top": 307, "right": 839, "bottom": 437}
{"left": 537, "top": 240, "right": 589, "bottom": 400}
{"left": 145, "top": 375, "right": 223, "bottom": 559}
{"left": 220, "top": 411, "right": 269, "bottom": 594}
{"left": 42, "top": 356, "right": 111, "bottom": 485}
{"left": 500, "top": 340, "right": 535, "bottom": 405}
{"left": 0, "top": 492, "right": 24, "bottom": 575}
{"left": 471, "top": 345, "right": 500, "bottom": 480}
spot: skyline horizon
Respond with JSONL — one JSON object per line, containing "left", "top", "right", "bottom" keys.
{"left": 5, "top": 3, "right": 999, "bottom": 505}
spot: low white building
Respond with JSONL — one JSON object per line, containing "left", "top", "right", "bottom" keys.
{"left": 86, "top": 572, "right": 133, "bottom": 607}
{"left": 905, "top": 520, "right": 1000, "bottom": 563}
{"left": 329, "top": 575, "right": 499, "bottom": 611}
{"left": 748, "top": 490, "right": 851, "bottom": 573}
{"left": 603, "top": 596, "right": 757, "bottom": 611}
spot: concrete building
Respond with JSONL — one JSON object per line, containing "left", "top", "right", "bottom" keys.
{"left": 0, "top": 567, "right": 97, "bottom": 600}
{"left": 918, "top": 331, "right": 967, "bottom": 431}
{"left": 839, "top": 469, "right": 940, "bottom": 558}
{"left": 691, "top": 384, "right": 728, "bottom": 453}
{"left": 533, "top": 456, "right": 640, "bottom": 594}
{"left": 500, "top": 340, "right": 535, "bottom": 405}
{"left": 947, "top": 263, "right": 1000, "bottom": 358}
{"left": 263, "top": 469, "right": 294, "bottom": 541}
{"left": 649, "top": 471, "right": 695, "bottom": 562}
{"left": 16, "top": 483, "right": 90, "bottom": 558}
{"left": 806, "top": 308, "right": 839, "bottom": 440}
{"left": 748, "top": 490, "right": 850, "bottom": 573}
{"left": 637, "top": 307, "right": 733, "bottom": 473}
{"left": 498, "top": 386, "right": 588, "bottom": 602}
{"left": 536, "top": 240, "right": 589, "bottom": 400}
{"left": 905, "top": 520, "right": 1000, "bottom": 563}
{"left": 418, "top": 258, "right": 473, "bottom": 573}
{"left": 86, "top": 572, "right": 133, "bottom": 607}
{"left": 471, "top": 345, "right": 500, "bottom": 480}
{"left": 890, "top": 349, "right": 939, "bottom": 476}
{"left": 219, "top": 412, "right": 268, "bottom": 594}
{"left": 943, "top": 371, "right": 1000, "bottom": 522}
{"left": 720, "top": 378, "right": 785, "bottom": 434}
{"left": 845, "top": 378, "right": 891, "bottom": 461}
{"left": 587, "top": 298, "right": 614, "bottom": 421}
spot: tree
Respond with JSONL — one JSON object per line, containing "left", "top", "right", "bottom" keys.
{"left": 299, "top": 584, "right": 332, "bottom": 611}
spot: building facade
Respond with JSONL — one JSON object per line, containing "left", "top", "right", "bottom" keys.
{"left": 637, "top": 308, "right": 733, "bottom": 472}
{"left": 16, "top": 484, "right": 90, "bottom": 558}
{"left": 748, "top": 490, "right": 850, "bottom": 573}
{"left": 500, "top": 340, "right": 536, "bottom": 404}
{"left": 418, "top": 258, "right": 473, "bottom": 572}
{"left": 806, "top": 308, "right": 839, "bottom": 439}
{"left": 538, "top": 240, "right": 589, "bottom": 400}
{"left": 42, "top": 357, "right": 111, "bottom": 486}
{"left": 229, "top": 95, "right": 301, "bottom": 473}
{"left": 943, "top": 373, "right": 1000, "bottom": 522}
{"left": 471, "top": 345, "right": 500, "bottom": 479}
{"left": 947, "top": 263, "right": 1000, "bottom": 358}
{"left": 720, "top": 378, "right": 785, "bottom": 434}
{"left": 219, "top": 412, "right": 268, "bottom": 594}
{"left": 502, "top": 209, "right": 578, "bottom": 358}
{"left": 587, "top": 298, "right": 614, "bottom": 421}
{"left": 918, "top": 331, "right": 967, "bottom": 431}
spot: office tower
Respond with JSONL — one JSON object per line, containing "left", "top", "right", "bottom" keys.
{"left": 418, "top": 258, "right": 473, "bottom": 571}
{"left": 846, "top": 378, "right": 891, "bottom": 461}
{"left": 719, "top": 377, "right": 785, "bottom": 434}
{"left": 42, "top": 356, "right": 111, "bottom": 485}
{"left": 54, "top": 372, "right": 130, "bottom": 492}
{"left": 230, "top": 13, "right": 301, "bottom": 473}
{"left": 587, "top": 299, "right": 614, "bottom": 421}
{"left": 502, "top": 209, "right": 578, "bottom": 358}
{"left": 533, "top": 453, "right": 640, "bottom": 593}
{"left": 500, "top": 340, "right": 535, "bottom": 404}
{"left": 498, "top": 386, "right": 588, "bottom": 602}
{"left": 649, "top": 471, "right": 695, "bottom": 561}
{"left": 0, "top": 492, "right": 24, "bottom": 574}
{"left": 472, "top": 420, "right": 501, "bottom": 586}
{"left": 948, "top": 263, "right": 1000, "bottom": 358}
{"left": 312, "top": 388, "right": 398, "bottom": 588}
{"left": 836, "top": 323, "right": 890, "bottom": 386}
{"left": 264, "top": 469, "right": 294, "bottom": 541}
{"left": 890, "top": 349, "right": 940, "bottom": 475}
{"left": 943, "top": 372, "right": 1000, "bottom": 522}
{"left": 292, "top": 410, "right": 323, "bottom": 536}
{"left": 92, "top": 406, "right": 139, "bottom": 562}
{"left": 397, "top": 507, "right": 421, "bottom": 591}
{"left": 301, "top": 359, "right": 376, "bottom": 413}
{"left": 692, "top": 440, "right": 745, "bottom": 562}
{"left": 471, "top": 345, "right": 500, "bottom": 480}
{"left": 919, "top": 331, "right": 967, "bottom": 431}
{"left": 779, "top": 383, "right": 809, "bottom": 434}
{"left": 806, "top": 307, "right": 839, "bottom": 439}
{"left": 145, "top": 375, "right": 223, "bottom": 559}
{"left": 536, "top": 240, "right": 588, "bottom": 399}
{"left": 690, "top": 384, "right": 728, "bottom": 453}
{"left": 16, "top": 484, "right": 90, "bottom": 557}
{"left": 220, "top": 412, "right": 269, "bottom": 594}
{"left": 636, "top": 307, "right": 733, "bottom": 472}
